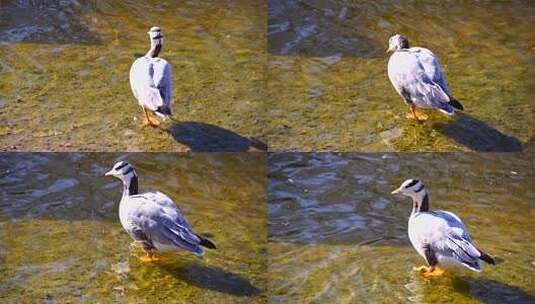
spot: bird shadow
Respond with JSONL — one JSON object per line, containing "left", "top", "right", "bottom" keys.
{"left": 452, "top": 276, "right": 535, "bottom": 304}
{"left": 268, "top": 1, "right": 382, "bottom": 58}
{"left": 433, "top": 113, "right": 522, "bottom": 152}
{"left": 165, "top": 121, "right": 267, "bottom": 152}
{"left": 0, "top": 1, "right": 101, "bottom": 45}
{"left": 159, "top": 262, "right": 262, "bottom": 297}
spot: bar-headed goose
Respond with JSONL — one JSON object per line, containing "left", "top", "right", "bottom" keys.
{"left": 105, "top": 161, "right": 216, "bottom": 261}
{"left": 129, "top": 26, "right": 173, "bottom": 127}
{"left": 391, "top": 179, "right": 494, "bottom": 277}
{"left": 386, "top": 34, "right": 463, "bottom": 121}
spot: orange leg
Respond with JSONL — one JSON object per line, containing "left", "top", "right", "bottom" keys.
{"left": 405, "top": 105, "right": 428, "bottom": 121}
{"left": 141, "top": 108, "right": 160, "bottom": 127}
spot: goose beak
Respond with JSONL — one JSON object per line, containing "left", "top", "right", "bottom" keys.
{"left": 104, "top": 170, "right": 113, "bottom": 176}
{"left": 391, "top": 187, "right": 402, "bottom": 195}
{"left": 385, "top": 47, "right": 393, "bottom": 53}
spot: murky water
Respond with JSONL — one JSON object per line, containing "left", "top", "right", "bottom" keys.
{"left": 268, "top": 153, "right": 535, "bottom": 303}
{"left": 0, "top": 153, "right": 267, "bottom": 303}
{"left": 0, "top": 0, "right": 267, "bottom": 152}
{"left": 267, "top": 1, "right": 535, "bottom": 152}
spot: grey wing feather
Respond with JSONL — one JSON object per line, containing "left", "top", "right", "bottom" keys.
{"left": 431, "top": 211, "right": 482, "bottom": 270}
{"left": 416, "top": 47, "right": 451, "bottom": 96}
{"left": 156, "top": 214, "right": 201, "bottom": 246}
{"left": 431, "top": 211, "right": 469, "bottom": 233}
{"left": 389, "top": 49, "right": 452, "bottom": 111}
{"left": 441, "top": 234, "right": 481, "bottom": 270}
{"left": 148, "top": 216, "right": 202, "bottom": 254}
{"left": 153, "top": 61, "right": 172, "bottom": 106}
{"left": 128, "top": 193, "right": 202, "bottom": 254}
{"left": 409, "top": 75, "right": 451, "bottom": 108}
{"left": 156, "top": 64, "right": 173, "bottom": 106}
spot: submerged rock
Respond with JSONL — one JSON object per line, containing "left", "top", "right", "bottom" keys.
{"left": 111, "top": 261, "right": 130, "bottom": 279}
{"left": 380, "top": 127, "right": 402, "bottom": 146}
{"left": 317, "top": 53, "right": 342, "bottom": 66}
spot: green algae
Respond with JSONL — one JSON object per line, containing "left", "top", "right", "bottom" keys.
{"left": 267, "top": 1, "right": 535, "bottom": 152}
{"left": 268, "top": 153, "right": 535, "bottom": 303}
{"left": 1, "top": 1, "right": 533, "bottom": 152}
{"left": 0, "top": 153, "right": 267, "bottom": 303}
{"left": 0, "top": 1, "right": 267, "bottom": 152}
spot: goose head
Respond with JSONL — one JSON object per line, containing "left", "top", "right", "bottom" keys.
{"left": 105, "top": 161, "right": 139, "bottom": 195}
{"left": 391, "top": 178, "right": 430, "bottom": 213}
{"left": 146, "top": 26, "right": 164, "bottom": 57}
{"left": 386, "top": 34, "right": 410, "bottom": 53}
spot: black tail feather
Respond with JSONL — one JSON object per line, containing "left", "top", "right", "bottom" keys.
{"left": 479, "top": 251, "right": 496, "bottom": 265}
{"left": 156, "top": 105, "right": 172, "bottom": 116}
{"left": 449, "top": 98, "right": 464, "bottom": 111}
{"left": 197, "top": 235, "right": 216, "bottom": 249}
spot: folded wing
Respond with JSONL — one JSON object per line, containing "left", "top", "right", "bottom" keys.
{"left": 128, "top": 192, "right": 206, "bottom": 256}
{"left": 129, "top": 58, "right": 172, "bottom": 115}
{"left": 428, "top": 211, "right": 482, "bottom": 271}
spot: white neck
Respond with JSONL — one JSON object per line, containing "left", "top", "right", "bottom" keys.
{"left": 121, "top": 181, "right": 129, "bottom": 200}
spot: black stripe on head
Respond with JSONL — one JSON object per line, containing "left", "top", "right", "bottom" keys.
{"left": 123, "top": 166, "right": 135, "bottom": 175}
{"left": 152, "top": 34, "right": 163, "bottom": 39}
{"left": 414, "top": 184, "right": 425, "bottom": 193}
{"left": 405, "top": 179, "right": 419, "bottom": 188}
{"left": 115, "top": 162, "right": 129, "bottom": 171}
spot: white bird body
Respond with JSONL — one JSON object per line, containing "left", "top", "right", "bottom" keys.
{"left": 129, "top": 26, "right": 173, "bottom": 125}
{"left": 408, "top": 210, "right": 482, "bottom": 271}
{"left": 392, "top": 179, "right": 494, "bottom": 275}
{"left": 386, "top": 35, "right": 463, "bottom": 116}
{"left": 129, "top": 56, "right": 172, "bottom": 118}
{"left": 118, "top": 191, "right": 192, "bottom": 253}
{"left": 105, "top": 161, "right": 216, "bottom": 259}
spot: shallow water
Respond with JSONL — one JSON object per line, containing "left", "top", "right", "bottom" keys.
{"left": 268, "top": 153, "right": 535, "bottom": 303}
{"left": 267, "top": 0, "right": 535, "bottom": 151}
{"left": 0, "top": 153, "right": 267, "bottom": 303}
{"left": 0, "top": 0, "right": 267, "bottom": 152}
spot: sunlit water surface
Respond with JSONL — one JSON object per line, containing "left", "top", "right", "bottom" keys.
{"left": 0, "top": 0, "right": 267, "bottom": 152}
{"left": 267, "top": 0, "right": 534, "bottom": 151}
{"left": 0, "top": 153, "right": 267, "bottom": 303}
{"left": 268, "top": 153, "right": 534, "bottom": 303}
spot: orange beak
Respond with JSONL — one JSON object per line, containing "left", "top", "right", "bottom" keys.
{"left": 391, "top": 187, "right": 402, "bottom": 195}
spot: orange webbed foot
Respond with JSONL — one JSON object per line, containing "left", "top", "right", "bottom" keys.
{"left": 413, "top": 265, "right": 445, "bottom": 278}
{"left": 138, "top": 251, "right": 158, "bottom": 263}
